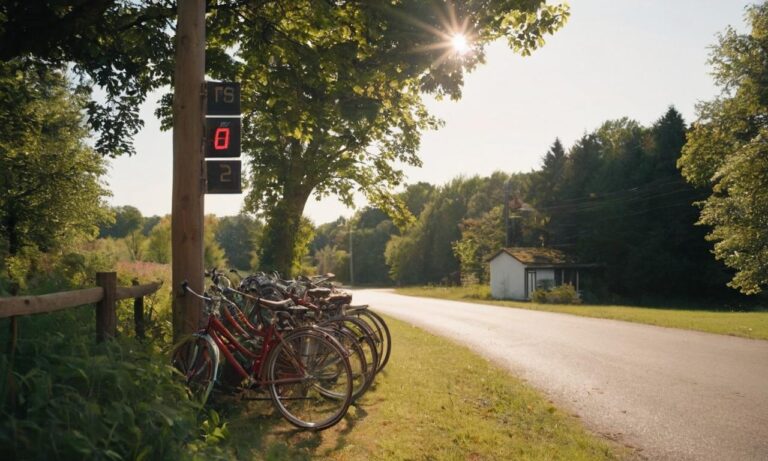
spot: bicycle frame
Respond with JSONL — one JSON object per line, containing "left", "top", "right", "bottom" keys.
{"left": 200, "top": 298, "right": 321, "bottom": 389}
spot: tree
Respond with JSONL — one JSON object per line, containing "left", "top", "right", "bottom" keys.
{"left": 212, "top": 0, "right": 569, "bottom": 275}
{"left": 680, "top": 3, "right": 768, "bottom": 294}
{"left": 385, "top": 176, "right": 491, "bottom": 284}
{"left": 0, "top": 1, "right": 178, "bottom": 157}
{"left": 215, "top": 214, "right": 263, "bottom": 270}
{"left": 145, "top": 216, "right": 172, "bottom": 264}
{"left": 315, "top": 244, "right": 348, "bottom": 281}
{"left": 530, "top": 138, "right": 567, "bottom": 207}
{"left": 0, "top": 60, "right": 111, "bottom": 283}
{"left": 100, "top": 206, "right": 143, "bottom": 239}
{"left": 203, "top": 215, "right": 228, "bottom": 270}
{"left": 453, "top": 206, "right": 505, "bottom": 284}
{"left": 350, "top": 209, "right": 396, "bottom": 284}
{"left": 400, "top": 182, "right": 436, "bottom": 217}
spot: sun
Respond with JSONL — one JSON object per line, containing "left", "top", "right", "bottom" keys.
{"left": 451, "top": 33, "right": 470, "bottom": 55}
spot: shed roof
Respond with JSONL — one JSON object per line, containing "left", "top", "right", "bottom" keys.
{"left": 489, "top": 247, "right": 574, "bottom": 266}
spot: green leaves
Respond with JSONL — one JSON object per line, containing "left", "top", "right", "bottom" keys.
{"left": 212, "top": 0, "right": 569, "bottom": 274}
{"left": 499, "top": 4, "right": 570, "bottom": 56}
{"left": 0, "top": 318, "right": 201, "bottom": 460}
{"left": 680, "top": 3, "right": 768, "bottom": 294}
{"left": 0, "top": 61, "right": 111, "bottom": 281}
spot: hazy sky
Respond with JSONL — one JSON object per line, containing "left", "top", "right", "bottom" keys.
{"left": 107, "top": 0, "right": 750, "bottom": 224}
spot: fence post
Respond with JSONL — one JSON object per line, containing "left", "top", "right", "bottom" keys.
{"left": 132, "top": 278, "right": 146, "bottom": 339}
{"left": 96, "top": 272, "right": 117, "bottom": 342}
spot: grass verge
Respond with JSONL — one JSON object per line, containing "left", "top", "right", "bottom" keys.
{"left": 395, "top": 286, "right": 768, "bottom": 341}
{"left": 214, "top": 315, "right": 626, "bottom": 460}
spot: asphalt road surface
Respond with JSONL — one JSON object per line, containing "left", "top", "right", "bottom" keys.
{"left": 353, "top": 289, "right": 768, "bottom": 461}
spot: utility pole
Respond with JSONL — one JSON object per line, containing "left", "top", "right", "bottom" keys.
{"left": 349, "top": 219, "right": 354, "bottom": 286}
{"left": 171, "top": 0, "right": 205, "bottom": 342}
{"left": 504, "top": 181, "right": 511, "bottom": 247}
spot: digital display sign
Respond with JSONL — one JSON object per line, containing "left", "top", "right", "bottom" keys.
{"left": 206, "top": 160, "right": 242, "bottom": 194}
{"left": 204, "top": 118, "right": 240, "bottom": 158}
{"left": 206, "top": 82, "right": 241, "bottom": 116}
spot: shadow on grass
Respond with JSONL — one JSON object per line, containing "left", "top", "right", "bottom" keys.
{"left": 207, "top": 387, "right": 376, "bottom": 459}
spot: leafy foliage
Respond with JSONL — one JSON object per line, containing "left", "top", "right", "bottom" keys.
{"left": 679, "top": 3, "right": 768, "bottom": 294}
{"left": 203, "top": 215, "right": 228, "bottom": 270}
{"left": 1, "top": 334, "right": 196, "bottom": 460}
{"left": 145, "top": 216, "right": 172, "bottom": 264}
{"left": 0, "top": 60, "right": 111, "bottom": 287}
{"left": 201, "top": 0, "right": 569, "bottom": 274}
{"left": 0, "top": 0, "right": 176, "bottom": 157}
{"left": 452, "top": 206, "right": 505, "bottom": 283}
{"left": 215, "top": 214, "right": 263, "bottom": 271}
{"left": 99, "top": 206, "right": 143, "bottom": 239}
{"left": 0, "top": 257, "right": 230, "bottom": 460}
{"left": 525, "top": 108, "right": 730, "bottom": 300}
{"left": 531, "top": 284, "right": 581, "bottom": 304}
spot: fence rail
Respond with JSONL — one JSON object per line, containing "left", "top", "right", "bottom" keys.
{"left": 0, "top": 272, "right": 162, "bottom": 343}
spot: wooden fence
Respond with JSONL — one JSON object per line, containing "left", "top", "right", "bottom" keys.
{"left": 0, "top": 272, "right": 162, "bottom": 344}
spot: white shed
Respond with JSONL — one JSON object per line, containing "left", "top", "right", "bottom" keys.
{"left": 489, "top": 247, "right": 588, "bottom": 300}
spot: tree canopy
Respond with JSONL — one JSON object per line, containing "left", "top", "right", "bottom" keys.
{"left": 679, "top": 3, "right": 768, "bottom": 295}
{"left": 199, "top": 0, "right": 569, "bottom": 274}
{"left": 0, "top": 1, "right": 179, "bottom": 157}
{"left": 0, "top": 60, "right": 111, "bottom": 282}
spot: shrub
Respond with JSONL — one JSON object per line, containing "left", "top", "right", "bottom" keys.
{"left": 0, "top": 296, "right": 225, "bottom": 460}
{"left": 531, "top": 284, "right": 581, "bottom": 305}
{"left": 0, "top": 304, "right": 208, "bottom": 461}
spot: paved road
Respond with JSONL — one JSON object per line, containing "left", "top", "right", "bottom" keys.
{"left": 353, "top": 289, "right": 768, "bottom": 461}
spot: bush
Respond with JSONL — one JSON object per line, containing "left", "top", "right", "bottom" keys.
{"left": 0, "top": 329, "right": 201, "bottom": 460}
{"left": 116, "top": 261, "right": 173, "bottom": 344}
{"left": 0, "top": 281, "right": 226, "bottom": 460}
{"left": 462, "top": 283, "right": 492, "bottom": 299}
{"left": 531, "top": 284, "right": 581, "bottom": 305}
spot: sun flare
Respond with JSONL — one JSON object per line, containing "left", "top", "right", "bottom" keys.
{"left": 451, "top": 33, "right": 470, "bottom": 55}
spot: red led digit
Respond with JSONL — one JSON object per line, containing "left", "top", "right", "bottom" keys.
{"left": 214, "top": 127, "right": 230, "bottom": 150}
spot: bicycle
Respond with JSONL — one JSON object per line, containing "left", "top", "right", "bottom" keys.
{"left": 269, "top": 272, "right": 392, "bottom": 374}
{"left": 171, "top": 282, "right": 353, "bottom": 430}
{"left": 238, "top": 271, "right": 383, "bottom": 378}
{"left": 209, "top": 268, "right": 375, "bottom": 402}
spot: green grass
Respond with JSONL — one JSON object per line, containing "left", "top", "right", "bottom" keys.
{"left": 395, "top": 286, "right": 768, "bottom": 341}
{"left": 208, "top": 315, "right": 626, "bottom": 460}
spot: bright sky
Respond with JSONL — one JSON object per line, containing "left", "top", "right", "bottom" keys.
{"left": 108, "top": 0, "right": 750, "bottom": 225}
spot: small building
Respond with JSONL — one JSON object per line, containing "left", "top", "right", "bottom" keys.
{"left": 489, "top": 247, "right": 593, "bottom": 300}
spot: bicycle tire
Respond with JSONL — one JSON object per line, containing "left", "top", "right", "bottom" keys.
{"left": 321, "top": 316, "right": 379, "bottom": 382}
{"left": 266, "top": 330, "right": 353, "bottom": 430}
{"left": 314, "top": 324, "right": 372, "bottom": 401}
{"left": 171, "top": 334, "right": 218, "bottom": 406}
{"left": 350, "top": 309, "right": 391, "bottom": 373}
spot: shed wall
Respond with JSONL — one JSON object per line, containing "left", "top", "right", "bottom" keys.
{"left": 490, "top": 253, "right": 526, "bottom": 300}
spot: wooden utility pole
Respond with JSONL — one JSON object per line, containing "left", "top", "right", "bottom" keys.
{"left": 504, "top": 181, "right": 511, "bottom": 247}
{"left": 171, "top": 0, "right": 205, "bottom": 342}
{"left": 349, "top": 219, "right": 354, "bottom": 286}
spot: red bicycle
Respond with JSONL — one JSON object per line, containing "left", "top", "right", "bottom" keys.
{"left": 171, "top": 282, "right": 353, "bottom": 430}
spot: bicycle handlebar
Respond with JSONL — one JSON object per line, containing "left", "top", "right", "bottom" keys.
{"left": 181, "top": 281, "right": 212, "bottom": 302}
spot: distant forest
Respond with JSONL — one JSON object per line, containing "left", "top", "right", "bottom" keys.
{"left": 85, "top": 107, "right": 744, "bottom": 304}
{"left": 309, "top": 107, "right": 739, "bottom": 303}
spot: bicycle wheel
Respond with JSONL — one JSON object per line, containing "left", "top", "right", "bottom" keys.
{"left": 321, "top": 316, "right": 379, "bottom": 383}
{"left": 316, "top": 324, "right": 371, "bottom": 401}
{"left": 350, "top": 309, "right": 391, "bottom": 373}
{"left": 266, "top": 330, "right": 353, "bottom": 430}
{"left": 171, "top": 334, "right": 218, "bottom": 405}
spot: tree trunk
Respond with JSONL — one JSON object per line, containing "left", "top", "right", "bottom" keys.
{"left": 259, "top": 187, "right": 312, "bottom": 277}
